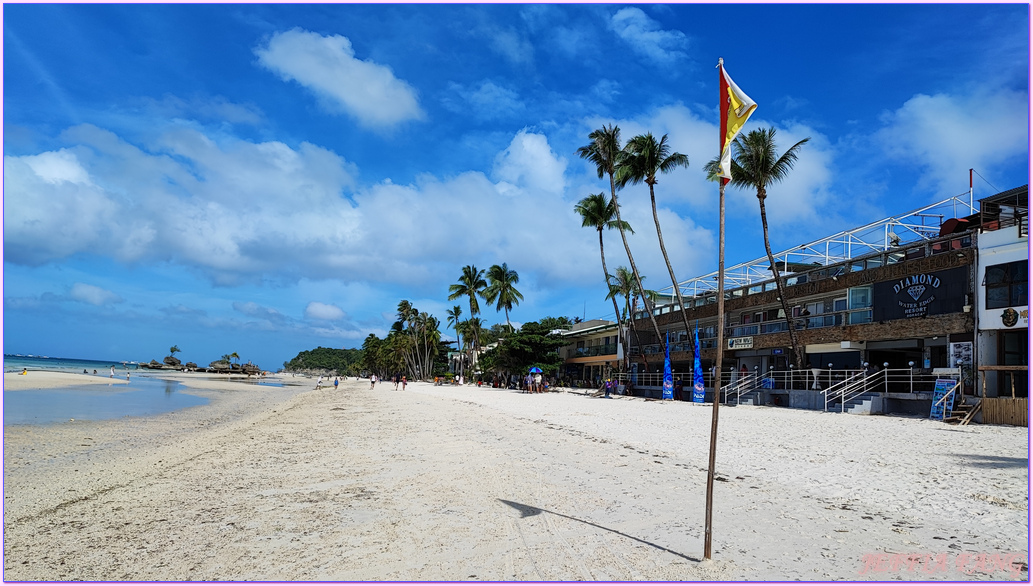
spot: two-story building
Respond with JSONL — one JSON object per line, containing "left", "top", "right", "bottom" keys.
{"left": 622, "top": 187, "right": 1027, "bottom": 421}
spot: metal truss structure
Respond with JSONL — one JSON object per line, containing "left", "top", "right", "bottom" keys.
{"left": 661, "top": 191, "right": 977, "bottom": 299}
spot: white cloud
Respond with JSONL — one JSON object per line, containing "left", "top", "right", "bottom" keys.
{"left": 21, "top": 149, "right": 92, "bottom": 185}
{"left": 609, "top": 8, "right": 687, "bottom": 64}
{"left": 69, "top": 282, "right": 123, "bottom": 306}
{"left": 492, "top": 129, "right": 567, "bottom": 195}
{"left": 305, "top": 301, "right": 346, "bottom": 321}
{"left": 254, "top": 28, "right": 423, "bottom": 129}
{"left": 3, "top": 123, "right": 607, "bottom": 295}
{"left": 876, "top": 89, "right": 1029, "bottom": 197}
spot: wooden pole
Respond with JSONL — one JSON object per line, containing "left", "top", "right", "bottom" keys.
{"left": 704, "top": 179, "right": 727, "bottom": 560}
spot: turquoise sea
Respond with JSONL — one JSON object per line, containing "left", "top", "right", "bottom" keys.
{"left": 3, "top": 354, "right": 208, "bottom": 425}
{"left": 4, "top": 354, "right": 142, "bottom": 374}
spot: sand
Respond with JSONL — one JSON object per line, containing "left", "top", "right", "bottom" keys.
{"left": 3, "top": 375, "right": 1028, "bottom": 581}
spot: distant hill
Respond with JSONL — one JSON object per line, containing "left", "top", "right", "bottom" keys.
{"left": 283, "top": 347, "right": 362, "bottom": 375}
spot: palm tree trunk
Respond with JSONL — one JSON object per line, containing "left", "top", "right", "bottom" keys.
{"left": 608, "top": 171, "right": 665, "bottom": 350}
{"left": 758, "top": 194, "right": 805, "bottom": 369}
{"left": 649, "top": 184, "right": 695, "bottom": 350}
{"left": 598, "top": 229, "right": 628, "bottom": 369}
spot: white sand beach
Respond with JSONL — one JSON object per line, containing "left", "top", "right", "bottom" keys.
{"left": 3, "top": 375, "right": 1028, "bottom": 581}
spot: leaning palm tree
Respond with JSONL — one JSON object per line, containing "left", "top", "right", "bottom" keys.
{"left": 576, "top": 125, "right": 664, "bottom": 348}
{"left": 448, "top": 265, "right": 487, "bottom": 354}
{"left": 483, "top": 263, "right": 523, "bottom": 332}
{"left": 616, "top": 132, "right": 694, "bottom": 344}
{"left": 575, "top": 192, "right": 634, "bottom": 361}
{"left": 712, "top": 127, "right": 810, "bottom": 369}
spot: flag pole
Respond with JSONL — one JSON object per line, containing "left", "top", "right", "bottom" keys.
{"left": 704, "top": 175, "right": 727, "bottom": 561}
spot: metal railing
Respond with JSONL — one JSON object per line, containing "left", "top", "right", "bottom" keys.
{"left": 722, "top": 372, "right": 762, "bottom": 405}
{"left": 823, "top": 370, "right": 879, "bottom": 412}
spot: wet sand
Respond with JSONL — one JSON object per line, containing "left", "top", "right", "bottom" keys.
{"left": 3, "top": 376, "right": 1028, "bottom": 581}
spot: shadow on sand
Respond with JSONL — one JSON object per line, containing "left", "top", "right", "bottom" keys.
{"left": 499, "top": 499, "right": 700, "bottom": 563}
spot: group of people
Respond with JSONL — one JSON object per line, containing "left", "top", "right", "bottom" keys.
{"left": 316, "top": 375, "right": 341, "bottom": 390}
{"left": 522, "top": 372, "right": 547, "bottom": 393}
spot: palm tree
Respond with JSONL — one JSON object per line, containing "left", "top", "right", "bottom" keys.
{"left": 575, "top": 192, "right": 634, "bottom": 362}
{"left": 617, "top": 132, "right": 693, "bottom": 344}
{"left": 230, "top": 352, "right": 240, "bottom": 365}
{"left": 718, "top": 127, "right": 810, "bottom": 369}
{"left": 483, "top": 263, "right": 523, "bottom": 332}
{"left": 169, "top": 345, "right": 181, "bottom": 357}
{"left": 446, "top": 305, "right": 463, "bottom": 355}
{"left": 448, "top": 265, "right": 487, "bottom": 354}
{"left": 577, "top": 125, "right": 665, "bottom": 349}
{"left": 607, "top": 266, "right": 659, "bottom": 370}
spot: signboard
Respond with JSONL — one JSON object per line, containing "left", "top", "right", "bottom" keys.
{"left": 728, "top": 336, "right": 753, "bottom": 350}
{"left": 873, "top": 266, "right": 968, "bottom": 321}
{"left": 662, "top": 333, "right": 674, "bottom": 400}
{"left": 929, "top": 378, "right": 958, "bottom": 420}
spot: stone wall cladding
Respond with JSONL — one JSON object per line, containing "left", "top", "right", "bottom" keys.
{"left": 643, "top": 249, "right": 976, "bottom": 360}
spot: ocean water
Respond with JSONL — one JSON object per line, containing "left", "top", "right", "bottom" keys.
{"left": 4, "top": 354, "right": 142, "bottom": 374}
{"left": 2, "top": 354, "right": 214, "bottom": 424}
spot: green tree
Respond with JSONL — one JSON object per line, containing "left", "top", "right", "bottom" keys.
{"left": 616, "top": 132, "right": 694, "bottom": 344}
{"left": 478, "top": 320, "right": 566, "bottom": 379}
{"left": 712, "top": 127, "right": 810, "bottom": 369}
{"left": 483, "top": 263, "right": 523, "bottom": 332}
{"left": 169, "top": 345, "right": 181, "bottom": 357}
{"left": 574, "top": 192, "right": 633, "bottom": 358}
{"left": 230, "top": 352, "right": 240, "bottom": 365}
{"left": 448, "top": 265, "right": 487, "bottom": 354}
{"left": 577, "top": 125, "right": 664, "bottom": 347}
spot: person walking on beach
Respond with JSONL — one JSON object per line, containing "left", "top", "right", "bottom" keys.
{"left": 316, "top": 375, "right": 324, "bottom": 389}
{"left": 370, "top": 374, "right": 377, "bottom": 389}
{"left": 604, "top": 378, "right": 612, "bottom": 398}
{"left": 401, "top": 376, "right": 407, "bottom": 391}
{"left": 333, "top": 376, "right": 339, "bottom": 390}
{"left": 110, "top": 366, "right": 115, "bottom": 378}
{"left": 534, "top": 372, "right": 543, "bottom": 393}
{"left": 393, "top": 375, "right": 399, "bottom": 391}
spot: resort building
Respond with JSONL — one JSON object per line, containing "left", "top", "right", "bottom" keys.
{"left": 621, "top": 185, "right": 1028, "bottom": 423}
{"left": 556, "top": 319, "right": 621, "bottom": 388}
{"left": 973, "top": 186, "right": 1028, "bottom": 419}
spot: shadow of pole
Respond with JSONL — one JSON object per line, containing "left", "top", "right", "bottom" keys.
{"left": 499, "top": 499, "right": 701, "bottom": 563}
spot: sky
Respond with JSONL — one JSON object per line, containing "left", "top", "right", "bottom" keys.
{"left": 3, "top": 3, "right": 1029, "bottom": 370}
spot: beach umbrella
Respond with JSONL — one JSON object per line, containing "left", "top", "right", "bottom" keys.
{"left": 528, "top": 367, "right": 543, "bottom": 373}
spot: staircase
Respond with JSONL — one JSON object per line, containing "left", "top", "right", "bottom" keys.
{"left": 723, "top": 373, "right": 761, "bottom": 405}
{"left": 944, "top": 399, "right": 982, "bottom": 425}
{"left": 841, "top": 391, "right": 880, "bottom": 414}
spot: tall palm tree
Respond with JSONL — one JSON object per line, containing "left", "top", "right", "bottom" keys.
{"left": 448, "top": 265, "right": 487, "bottom": 353}
{"left": 446, "top": 305, "right": 463, "bottom": 355}
{"left": 575, "top": 192, "right": 634, "bottom": 362}
{"left": 617, "top": 132, "right": 694, "bottom": 344}
{"left": 576, "top": 125, "right": 665, "bottom": 349}
{"left": 720, "top": 127, "right": 810, "bottom": 369}
{"left": 484, "top": 263, "right": 523, "bottom": 332}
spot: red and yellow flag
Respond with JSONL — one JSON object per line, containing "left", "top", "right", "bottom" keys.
{"left": 717, "top": 59, "right": 757, "bottom": 184}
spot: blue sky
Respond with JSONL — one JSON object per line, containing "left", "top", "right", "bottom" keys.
{"left": 3, "top": 3, "right": 1029, "bottom": 370}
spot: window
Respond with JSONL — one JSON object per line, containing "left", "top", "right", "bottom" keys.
{"left": 849, "top": 286, "right": 872, "bottom": 309}
{"left": 834, "top": 297, "right": 848, "bottom": 312}
{"left": 985, "top": 261, "right": 1028, "bottom": 309}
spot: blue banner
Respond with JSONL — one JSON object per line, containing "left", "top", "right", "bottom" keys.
{"left": 662, "top": 332, "right": 674, "bottom": 400}
{"left": 692, "top": 329, "right": 705, "bottom": 403}
{"left": 929, "top": 378, "right": 957, "bottom": 420}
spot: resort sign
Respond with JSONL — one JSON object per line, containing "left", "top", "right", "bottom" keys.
{"left": 727, "top": 336, "right": 753, "bottom": 350}
{"left": 873, "top": 266, "right": 967, "bottom": 321}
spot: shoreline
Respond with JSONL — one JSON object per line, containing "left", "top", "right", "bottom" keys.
{"left": 3, "top": 378, "right": 1028, "bottom": 581}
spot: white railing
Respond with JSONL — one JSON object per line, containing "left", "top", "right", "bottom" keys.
{"left": 823, "top": 370, "right": 882, "bottom": 412}
{"left": 722, "top": 372, "right": 762, "bottom": 405}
